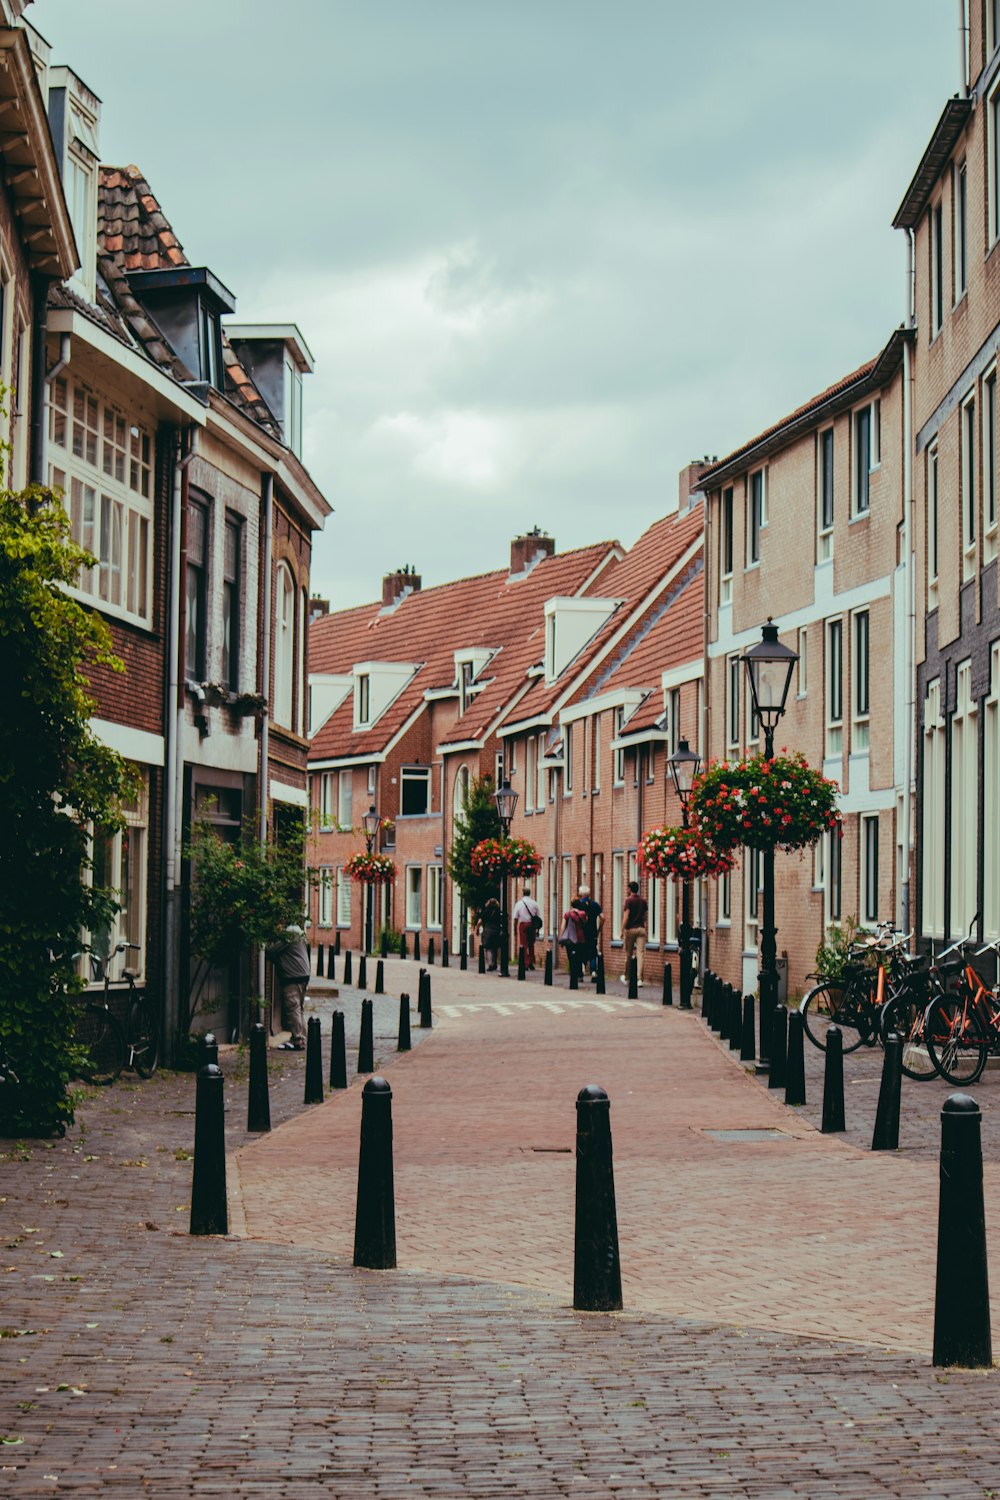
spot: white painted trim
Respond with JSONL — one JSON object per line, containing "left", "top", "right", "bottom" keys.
{"left": 310, "top": 752, "right": 387, "bottom": 771}
{"left": 48, "top": 309, "right": 208, "bottom": 422}
{"left": 270, "top": 778, "right": 308, "bottom": 807}
{"left": 660, "top": 659, "right": 702, "bottom": 692}
{"left": 709, "top": 572, "right": 893, "bottom": 658}
{"left": 559, "top": 687, "right": 646, "bottom": 726}
{"left": 90, "top": 717, "right": 165, "bottom": 767}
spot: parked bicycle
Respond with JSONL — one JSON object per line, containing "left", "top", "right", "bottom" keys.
{"left": 923, "top": 938, "right": 1000, "bottom": 1086}
{"left": 799, "top": 924, "right": 908, "bottom": 1054}
{"left": 77, "top": 942, "right": 158, "bottom": 1085}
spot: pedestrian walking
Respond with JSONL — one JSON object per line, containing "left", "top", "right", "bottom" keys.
{"left": 575, "top": 883, "right": 603, "bottom": 981}
{"left": 512, "top": 887, "right": 542, "bottom": 970}
{"left": 478, "top": 897, "right": 502, "bottom": 971}
{"left": 621, "top": 882, "right": 648, "bottom": 986}
{"left": 265, "top": 923, "right": 310, "bottom": 1049}
{"left": 559, "top": 899, "right": 588, "bottom": 978}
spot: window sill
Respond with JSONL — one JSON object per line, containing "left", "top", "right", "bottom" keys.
{"left": 397, "top": 813, "right": 435, "bottom": 820}
{"left": 848, "top": 510, "right": 870, "bottom": 526}
{"left": 716, "top": 920, "right": 731, "bottom": 929}
{"left": 743, "top": 561, "right": 760, "bottom": 573}
{"left": 954, "top": 289, "right": 968, "bottom": 313}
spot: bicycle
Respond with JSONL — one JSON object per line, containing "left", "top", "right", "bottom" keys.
{"left": 77, "top": 942, "right": 159, "bottom": 1084}
{"left": 876, "top": 939, "right": 968, "bottom": 1081}
{"left": 799, "top": 925, "right": 909, "bottom": 1053}
{"left": 923, "top": 938, "right": 1000, "bottom": 1086}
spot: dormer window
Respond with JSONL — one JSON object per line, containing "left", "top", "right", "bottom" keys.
{"left": 284, "top": 355, "right": 303, "bottom": 457}
{"left": 542, "top": 597, "right": 617, "bottom": 683}
{"left": 226, "top": 324, "right": 314, "bottom": 459}
{"left": 126, "top": 267, "right": 235, "bottom": 392}
{"left": 199, "top": 302, "right": 221, "bottom": 390}
{"left": 357, "top": 673, "right": 371, "bottom": 725}
{"left": 48, "top": 68, "right": 102, "bottom": 302}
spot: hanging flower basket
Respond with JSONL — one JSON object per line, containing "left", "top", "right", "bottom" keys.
{"left": 638, "top": 824, "right": 734, "bottom": 881}
{"left": 470, "top": 836, "right": 542, "bottom": 880}
{"left": 689, "top": 751, "right": 842, "bottom": 853}
{"left": 343, "top": 851, "right": 397, "bottom": 885}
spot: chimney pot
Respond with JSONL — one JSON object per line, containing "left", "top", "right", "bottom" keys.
{"left": 382, "top": 568, "right": 422, "bottom": 609}
{"left": 510, "top": 530, "right": 555, "bottom": 577}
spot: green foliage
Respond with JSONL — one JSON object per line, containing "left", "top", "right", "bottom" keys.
{"left": 814, "top": 917, "right": 869, "bottom": 982}
{"left": 446, "top": 774, "right": 501, "bottom": 918}
{"left": 0, "top": 488, "right": 136, "bottom": 1136}
{"left": 185, "top": 812, "right": 314, "bottom": 1030}
{"left": 375, "top": 923, "right": 402, "bottom": 953}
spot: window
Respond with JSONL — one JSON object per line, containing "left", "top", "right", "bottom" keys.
{"left": 853, "top": 402, "right": 878, "bottom": 516}
{"left": 746, "top": 470, "right": 765, "bottom": 565}
{"left": 185, "top": 498, "right": 208, "bottom": 681}
{"left": 337, "top": 770, "right": 352, "bottom": 829}
{"left": 612, "top": 852, "right": 624, "bottom": 940}
{"left": 824, "top": 828, "right": 842, "bottom": 928}
{"left": 367, "top": 764, "right": 377, "bottom": 795}
{"left": 862, "top": 816, "right": 879, "bottom": 926}
{"left": 50, "top": 377, "right": 154, "bottom": 625}
{"left": 963, "top": 393, "right": 977, "bottom": 579}
{"left": 727, "top": 655, "right": 740, "bottom": 750}
{"left": 931, "top": 200, "right": 944, "bottom": 334}
{"left": 928, "top": 443, "right": 940, "bottom": 602}
{"left": 356, "top": 672, "right": 370, "bottom": 726}
{"left": 274, "top": 564, "right": 295, "bottom": 727}
{"left": 87, "top": 772, "right": 149, "bottom": 980}
{"left": 221, "top": 517, "right": 241, "bottom": 690}
{"left": 562, "top": 854, "right": 572, "bottom": 914}
{"left": 954, "top": 159, "right": 968, "bottom": 301}
{"left": 198, "top": 301, "right": 220, "bottom": 389}
{"left": 951, "top": 661, "right": 978, "bottom": 939}
{"left": 427, "top": 866, "right": 443, "bottom": 929}
{"left": 720, "top": 487, "right": 733, "bottom": 602}
{"left": 283, "top": 354, "right": 303, "bottom": 457}
{"left": 852, "top": 610, "right": 870, "bottom": 753}
{"left": 818, "top": 428, "right": 834, "bottom": 559}
{"left": 67, "top": 145, "right": 95, "bottom": 299}
{"left": 647, "top": 876, "right": 661, "bottom": 946}
{"left": 592, "top": 714, "right": 602, "bottom": 791}
{"left": 990, "top": 0, "right": 1000, "bottom": 56}
{"left": 718, "top": 870, "right": 731, "bottom": 924}
{"left": 669, "top": 688, "right": 681, "bottom": 754}
{"left": 613, "top": 708, "right": 625, "bottom": 784}
{"left": 318, "top": 867, "right": 334, "bottom": 927}
{"left": 401, "top": 766, "right": 431, "bottom": 817}
{"left": 922, "top": 679, "right": 946, "bottom": 938}
{"left": 986, "top": 372, "right": 998, "bottom": 564}
{"left": 826, "top": 618, "right": 843, "bottom": 756}
{"left": 453, "top": 763, "right": 471, "bottom": 820}
{"left": 336, "top": 867, "right": 352, "bottom": 927}
{"left": 525, "top": 736, "right": 536, "bottom": 812}
{"left": 990, "top": 83, "right": 1000, "bottom": 246}
{"left": 564, "top": 722, "right": 573, "bottom": 793}
{"left": 536, "top": 731, "right": 547, "bottom": 808}
{"left": 405, "top": 866, "right": 423, "bottom": 929}
{"left": 744, "top": 847, "right": 761, "bottom": 952}
{"left": 985, "top": 646, "right": 1000, "bottom": 940}
{"left": 459, "top": 659, "right": 474, "bottom": 714}
{"left": 664, "top": 880, "right": 677, "bottom": 945}
{"left": 319, "top": 773, "right": 334, "bottom": 830}
{"left": 797, "top": 626, "right": 808, "bottom": 696}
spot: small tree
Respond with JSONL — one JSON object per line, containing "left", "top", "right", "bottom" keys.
{"left": 0, "top": 488, "right": 135, "bottom": 1136}
{"left": 446, "top": 774, "right": 501, "bottom": 918}
{"left": 186, "top": 812, "right": 313, "bottom": 1033}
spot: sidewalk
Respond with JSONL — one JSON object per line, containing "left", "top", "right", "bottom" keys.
{"left": 2, "top": 960, "right": 1000, "bottom": 1497}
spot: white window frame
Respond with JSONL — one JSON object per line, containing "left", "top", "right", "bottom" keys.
{"left": 726, "top": 655, "right": 740, "bottom": 751}
{"left": 852, "top": 400, "right": 879, "bottom": 518}
{"left": 647, "top": 875, "right": 661, "bottom": 946}
{"left": 336, "top": 867, "right": 352, "bottom": 927}
{"left": 954, "top": 157, "right": 968, "bottom": 303}
{"left": 796, "top": 626, "right": 808, "bottom": 698}
{"left": 990, "top": 81, "right": 1000, "bottom": 248}
{"left": 405, "top": 865, "right": 423, "bottom": 930}
{"left": 826, "top": 617, "right": 843, "bottom": 757}
{"left": 427, "top": 865, "right": 443, "bottom": 930}
{"left": 564, "top": 721, "right": 573, "bottom": 795}
{"left": 720, "top": 485, "right": 734, "bottom": 603}
{"left": 746, "top": 469, "right": 765, "bottom": 567}
{"left": 922, "top": 679, "right": 946, "bottom": 939}
{"left": 337, "top": 769, "right": 352, "bottom": 830}
{"left": 861, "top": 815, "right": 879, "bottom": 926}
{"left": 592, "top": 714, "right": 602, "bottom": 792}
{"left": 400, "top": 765, "right": 431, "bottom": 818}
{"left": 718, "top": 870, "right": 731, "bottom": 926}
{"left": 356, "top": 672, "right": 370, "bottom": 726}
{"left": 274, "top": 563, "right": 296, "bottom": 728}
{"left": 817, "top": 427, "right": 835, "bottom": 561}
{"left": 989, "top": 0, "right": 1000, "bottom": 57}
{"left": 928, "top": 442, "right": 940, "bottom": 605}
{"left": 613, "top": 708, "right": 625, "bottom": 785}
{"left": 744, "top": 847, "right": 761, "bottom": 953}
{"left": 536, "top": 730, "right": 547, "bottom": 809}
{"left": 985, "top": 645, "right": 1000, "bottom": 940}
{"left": 319, "top": 772, "right": 335, "bottom": 830}
{"left": 852, "top": 609, "right": 870, "bottom": 754}
{"left": 962, "top": 390, "right": 977, "bottom": 581}
{"left": 84, "top": 770, "right": 149, "bottom": 984}
{"left": 951, "top": 660, "right": 978, "bottom": 939}
{"left": 612, "top": 851, "right": 624, "bottom": 941}
{"left": 931, "top": 198, "right": 944, "bottom": 335}
{"left": 985, "top": 369, "right": 997, "bottom": 565}
{"left": 318, "top": 866, "right": 334, "bottom": 927}
{"left": 367, "top": 764, "right": 377, "bottom": 795}
{"left": 823, "top": 828, "right": 842, "bottom": 931}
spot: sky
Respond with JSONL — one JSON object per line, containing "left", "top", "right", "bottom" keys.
{"left": 34, "top": 0, "right": 958, "bottom": 609}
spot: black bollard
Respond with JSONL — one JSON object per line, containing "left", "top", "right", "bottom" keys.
{"left": 933, "top": 1093, "right": 992, "bottom": 1367}
{"left": 247, "top": 1022, "right": 271, "bottom": 1133}
{"left": 460, "top": 942, "right": 468, "bottom": 972}
{"left": 316, "top": 943, "right": 325, "bottom": 979}
{"left": 517, "top": 948, "right": 526, "bottom": 981}
{"left": 353, "top": 1076, "right": 396, "bottom": 1270}
{"left": 327, "top": 949, "right": 336, "bottom": 982}
{"left": 627, "top": 957, "right": 638, "bottom": 1000}
{"left": 596, "top": 954, "right": 606, "bottom": 995}
{"left": 740, "top": 993, "right": 755, "bottom": 1062}
{"left": 190, "top": 1063, "right": 228, "bottom": 1236}
{"left": 442, "top": 939, "right": 449, "bottom": 969}
{"left": 719, "top": 984, "right": 732, "bottom": 1042}
{"left": 398, "top": 993, "right": 411, "bottom": 1051}
{"left": 358, "top": 954, "right": 368, "bottom": 991}
{"left": 707, "top": 973, "right": 718, "bottom": 1028}
{"left": 784, "top": 1010, "right": 806, "bottom": 1104}
{"left": 304, "top": 1015, "right": 324, "bottom": 1104}
{"left": 358, "top": 997, "right": 375, "bottom": 1074}
{"left": 872, "top": 1032, "right": 902, "bottom": 1151}
{"left": 381, "top": 929, "right": 389, "bottom": 960}
{"left": 399, "top": 933, "right": 407, "bottom": 960}
{"left": 330, "top": 1010, "right": 347, "bottom": 1090}
{"left": 500, "top": 936, "right": 509, "bottom": 978}
{"left": 663, "top": 963, "right": 673, "bottom": 1007}
{"left": 200, "top": 1031, "right": 219, "bottom": 1068}
{"left": 680, "top": 962, "right": 692, "bottom": 1011}
{"left": 413, "top": 932, "right": 421, "bottom": 963}
{"left": 544, "top": 950, "right": 553, "bottom": 987}
{"left": 374, "top": 959, "right": 385, "bottom": 995}
{"left": 427, "top": 936, "right": 435, "bottom": 968}
{"left": 419, "top": 971, "right": 432, "bottom": 1028}
{"left": 343, "top": 950, "right": 353, "bottom": 986}
{"left": 335, "top": 930, "right": 341, "bottom": 956}
{"left": 573, "top": 1085, "right": 623, "bottom": 1312}
{"left": 711, "top": 977, "right": 723, "bottom": 1033}
{"left": 478, "top": 944, "right": 486, "bottom": 974}
{"left": 821, "top": 1025, "right": 845, "bottom": 1133}
{"left": 728, "top": 989, "right": 743, "bottom": 1052}
{"left": 768, "top": 1004, "right": 788, "bottom": 1091}
{"left": 569, "top": 954, "right": 579, "bottom": 991}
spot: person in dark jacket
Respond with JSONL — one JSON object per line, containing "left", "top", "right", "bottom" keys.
{"left": 478, "top": 897, "right": 501, "bottom": 971}
{"left": 266, "top": 924, "right": 310, "bottom": 1049}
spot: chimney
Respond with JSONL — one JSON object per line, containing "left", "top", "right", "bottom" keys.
{"left": 678, "top": 458, "right": 716, "bottom": 509}
{"left": 381, "top": 564, "right": 421, "bottom": 610}
{"left": 309, "top": 595, "right": 330, "bottom": 622}
{"left": 509, "top": 527, "right": 555, "bottom": 578}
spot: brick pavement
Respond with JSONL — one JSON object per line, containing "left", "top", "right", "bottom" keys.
{"left": 2, "top": 958, "right": 1000, "bottom": 1496}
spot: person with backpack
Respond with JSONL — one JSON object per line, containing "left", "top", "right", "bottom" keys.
{"left": 512, "top": 886, "right": 543, "bottom": 970}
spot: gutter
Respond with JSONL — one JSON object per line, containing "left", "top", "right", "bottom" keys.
{"left": 257, "top": 473, "right": 274, "bottom": 1005}
{"left": 900, "top": 230, "right": 917, "bottom": 939}
{"left": 165, "top": 428, "right": 198, "bottom": 894}
{"left": 29, "top": 276, "right": 55, "bottom": 485}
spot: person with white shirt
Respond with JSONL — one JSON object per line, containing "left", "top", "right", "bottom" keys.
{"left": 511, "top": 887, "right": 542, "bottom": 971}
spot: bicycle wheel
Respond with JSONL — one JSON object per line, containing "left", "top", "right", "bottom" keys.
{"left": 879, "top": 995, "right": 937, "bottom": 1080}
{"left": 800, "top": 981, "right": 874, "bottom": 1054}
{"left": 77, "top": 1005, "right": 125, "bottom": 1086}
{"left": 924, "top": 998, "right": 989, "bottom": 1086}
{"left": 128, "top": 996, "right": 159, "bottom": 1078}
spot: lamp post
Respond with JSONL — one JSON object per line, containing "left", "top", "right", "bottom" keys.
{"left": 741, "top": 618, "right": 798, "bottom": 1066}
{"left": 361, "top": 804, "right": 381, "bottom": 956}
{"left": 668, "top": 737, "right": 701, "bottom": 1009}
{"left": 493, "top": 779, "right": 519, "bottom": 978}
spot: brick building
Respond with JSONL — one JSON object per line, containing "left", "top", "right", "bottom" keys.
{"left": 26, "top": 21, "right": 330, "bottom": 1050}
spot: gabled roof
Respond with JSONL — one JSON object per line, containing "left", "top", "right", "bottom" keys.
{"left": 309, "top": 542, "right": 620, "bottom": 762}
{"left": 893, "top": 97, "right": 972, "bottom": 230}
{"left": 0, "top": 27, "right": 77, "bottom": 277}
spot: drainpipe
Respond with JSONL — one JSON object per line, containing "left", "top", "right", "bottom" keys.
{"left": 257, "top": 473, "right": 274, "bottom": 1003}
{"left": 957, "top": 0, "right": 968, "bottom": 96}
{"left": 29, "top": 277, "right": 57, "bottom": 485}
{"left": 900, "top": 230, "right": 916, "bottom": 940}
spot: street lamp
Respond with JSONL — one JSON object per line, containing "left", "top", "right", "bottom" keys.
{"left": 668, "top": 737, "right": 701, "bottom": 1009}
{"left": 493, "top": 779, "right": 519, "bottom": 978}
{"left": 741, "top": 618, "right": 798, "bottom": 1066}
{"left": 362, "top": 804, "right": 380, "bottom": 956}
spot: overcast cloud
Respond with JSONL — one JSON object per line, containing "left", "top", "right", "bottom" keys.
{"left": 36, "top": 0, "right": 957, "bottom": 607}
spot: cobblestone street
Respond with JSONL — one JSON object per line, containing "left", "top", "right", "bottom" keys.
{"left": 3, "top": 960, "right": 1000, "bottom": 1497}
